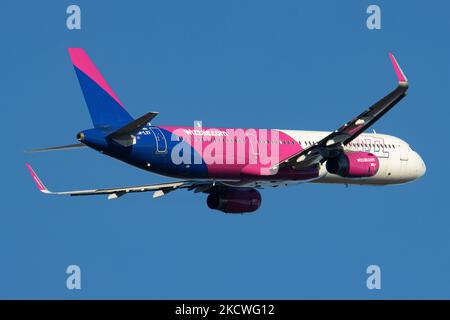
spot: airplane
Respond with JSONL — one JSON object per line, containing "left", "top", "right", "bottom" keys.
{"left": 26, "top": 48, "right": 426, "bottom": 213}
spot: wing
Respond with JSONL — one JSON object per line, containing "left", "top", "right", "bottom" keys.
{"left": 26, "top": 163, "right": 215, "bottom": 199}
{"left": 281, "top": 52, "right": 409, "bottom": 169}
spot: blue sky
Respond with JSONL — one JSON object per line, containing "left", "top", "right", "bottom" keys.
{"left": 1, "top": 0, "right": 449, "bottom": 298}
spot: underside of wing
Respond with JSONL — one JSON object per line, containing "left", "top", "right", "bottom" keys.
{"left": 26, "top": 163, "right": 219, "bottom": 200}
{"left": 282, "top": 52, "right": 409, "bottom": 169}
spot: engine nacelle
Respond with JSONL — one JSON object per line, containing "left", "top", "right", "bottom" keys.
{"left": 207, "top": 189, "right": 262, "bottom": 213}
{"left": 326, "top": 152, "right": 379, "bottom": 178}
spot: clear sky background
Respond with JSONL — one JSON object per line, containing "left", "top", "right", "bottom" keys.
{"left": 1, "top": 1, "right": 449, "bottom": 299}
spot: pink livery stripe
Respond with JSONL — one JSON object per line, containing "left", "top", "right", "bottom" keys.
{"left": 68, "top": 48, "right": 124, "bottom": 108}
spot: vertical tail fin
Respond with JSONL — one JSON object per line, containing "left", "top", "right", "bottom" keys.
{"left": 68, "top": 48, "right": 134, "bottom": 128}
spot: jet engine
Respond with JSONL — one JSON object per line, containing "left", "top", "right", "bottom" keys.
{"left": 325, "top": 151, "right": 379, "bottom": 178}
{"left": 207, "top": 188, "right": 261, "bottom": 213}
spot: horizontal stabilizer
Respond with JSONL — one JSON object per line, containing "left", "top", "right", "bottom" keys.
{"left": 106, "top": 112, "right": 158, "bottom": 146}
{"left": 25, "top": 143, "right": 87, "bottom": 153}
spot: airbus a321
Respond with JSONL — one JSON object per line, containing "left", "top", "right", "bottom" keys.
{"left": 26, "top": 49, "right": 426, "bottom": 213}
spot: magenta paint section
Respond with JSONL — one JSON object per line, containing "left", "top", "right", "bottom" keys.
{"left": 346, "top": 152, "right": 379, "bottom": 177}
{"left": 68, "top": 48, "right": 125, "bottom": 108}
{"left": 159, "top": 126, "right": 310, "bottom": 180}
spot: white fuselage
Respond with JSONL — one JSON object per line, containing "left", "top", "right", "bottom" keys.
{"left": 282, "top": 130, "right": 426, "bottom": 185}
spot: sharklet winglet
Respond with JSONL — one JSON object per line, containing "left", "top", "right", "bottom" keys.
{"left": 389, "top": 52, "right": 408, "bottom": 87}
{"left": 26, "top": 163, "right": 51, "bottom": 194}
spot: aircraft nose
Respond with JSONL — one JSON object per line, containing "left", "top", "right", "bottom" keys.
{"left": 413, "top": 151, "right": 426, "bottom": 179}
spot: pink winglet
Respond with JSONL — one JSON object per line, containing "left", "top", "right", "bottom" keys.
{"left": 389, "top": 52, "right": 408, "bottom": 83}
{"left": 26, "top": 163, "right": 48, "bottom": 192}
{"left": 68, "top": 48, "right": 124, "bottom": 108}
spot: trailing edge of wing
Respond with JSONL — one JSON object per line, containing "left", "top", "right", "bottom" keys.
{"left": 25, "top": 163, "right": 207, "bottom": 199}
